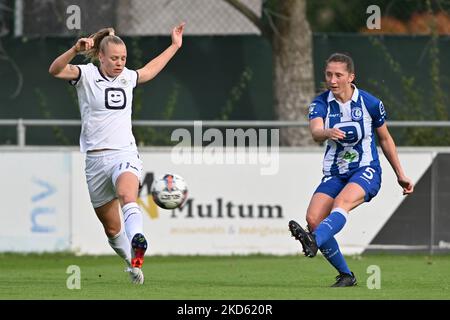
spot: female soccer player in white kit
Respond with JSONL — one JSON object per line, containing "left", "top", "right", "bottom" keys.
{"left": 49, "top": 23, "right": 185, "bottom": 284}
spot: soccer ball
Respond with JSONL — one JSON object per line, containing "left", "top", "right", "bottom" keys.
{"left": 151, "top": 173, "right": 188, "bottom": 209}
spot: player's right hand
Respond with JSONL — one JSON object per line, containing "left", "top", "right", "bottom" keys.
{"left": 74, "top": 38, "right": 94, "bottom": 53}
{"left": 171, "top": 22, "right": 185, "bottom": 48}
{"left": 398, "top": 176, "right": 414, "bottom": 195}
{"left": 326, "top": 128, "right": 346, "bottom": 141}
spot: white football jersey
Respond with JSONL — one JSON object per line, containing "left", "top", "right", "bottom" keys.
{"left": 70, "top": 63, "right": 139, "bottom": 153}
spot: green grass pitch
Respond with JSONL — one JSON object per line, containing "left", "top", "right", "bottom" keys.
{"left": 0, "top": 253, "right": 449, "bottom": 299}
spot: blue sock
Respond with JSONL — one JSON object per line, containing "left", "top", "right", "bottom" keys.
{"left": 319, "top": 236, "right": 351, "bottom": 275}
{"left": 313, "top": 208, "right": 348, "bottom": 247}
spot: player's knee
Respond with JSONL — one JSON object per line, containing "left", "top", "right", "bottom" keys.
{"left": 306, "top": 215, "right": 321, "bottom": 231}
{"left": 104, "top": 225, "right": 121, "bottom": 238}
{"left": 333, "top": 198, "right": 352, "bottom": 211}
{"left": 116, "top": 190, "right": 136, "bottom": 205}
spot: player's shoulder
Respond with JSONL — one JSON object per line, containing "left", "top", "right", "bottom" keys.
{"left": 358, "top": 88, "right": 386, "bottom": 120}
{"left": 76, "top": 62, "right": 96, "bottom": 71}
{"left": 120, "top": 67, "right": 139, "bottom": 86}
{"left": 75, "top": 62, "right": 97, "bottom": 78}
{"left": 122, "top": 66, "right": 138, "bottom": 78}
{"left": 312, "top": 90, "right": 330, "bottom": 105}
{"left": 358, "top": 89, "right": 381, "bottom": 108}
{"left": 308, "top": 91, "right": 329, "bottom": 118}
{"left": 68, "top": 63, "right": 95, "bottom": 86}
{"left": 313, "top": 90, "right": 330, "bottom": 102}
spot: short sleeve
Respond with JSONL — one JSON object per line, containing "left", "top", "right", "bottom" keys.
{"left": 308, "top": 99, "right": 327, "bottom": 120}
{"left": 69, "top": 64, "right": 90, "bottom": 86}
{"left": 370, "top": 100, "right": 387, "bottom": 128}
{"left": 123, "top": 68, "right": 139, "bottom": 87}
{"left": 133, "top": 70, "right": 139, "bottom": 88}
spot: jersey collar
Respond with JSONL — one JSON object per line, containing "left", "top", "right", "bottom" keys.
{"left": 97, "top": 66, "right": 117, "bottom": 82}
{"left": 327, "top": 84, "right": 359, "bottom": 103}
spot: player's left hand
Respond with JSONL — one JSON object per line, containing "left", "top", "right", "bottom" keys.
{"left": 398, "top": 176, "right": 414, "bottom": 195}
{"left": 172, "top": 22, "right": 185, "bottom": 48}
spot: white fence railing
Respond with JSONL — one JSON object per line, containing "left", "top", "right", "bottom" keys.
{"left": 2, "top": 119, "right": 450, "bottom": 147}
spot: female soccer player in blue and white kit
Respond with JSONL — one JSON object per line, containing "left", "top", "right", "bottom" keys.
{"left": 289, "top": 53, "right": 414, "bottom": 287}
{"left": 49, "top": 23, "right": 185, "bottom": 284}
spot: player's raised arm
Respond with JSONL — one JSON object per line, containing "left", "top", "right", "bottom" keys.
{"left": 136, "top": 22, "right": 185, "bottom": 84}
{"left": 48, "top": 37, "right": 94, "bottom": 80}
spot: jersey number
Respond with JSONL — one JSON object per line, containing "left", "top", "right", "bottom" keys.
{"left": 362, "top": 167, "right": 376, "bottom": 180}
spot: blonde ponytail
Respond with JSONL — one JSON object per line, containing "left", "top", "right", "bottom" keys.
{"left": 83, "top": 27, "right": 124, "bottom": 62}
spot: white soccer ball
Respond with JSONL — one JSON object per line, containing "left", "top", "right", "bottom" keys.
{"left": 151, "top": 173, "right": 188, "bottom": 209}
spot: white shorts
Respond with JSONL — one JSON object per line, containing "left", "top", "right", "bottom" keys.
{"left": 85, "top": 149, "right": 144, "bottom": 208}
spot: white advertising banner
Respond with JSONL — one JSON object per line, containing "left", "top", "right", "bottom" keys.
{"left": 68, "top": 149, "right": 432, "bottom": 255}
{"left": 0, "top": 151, "right": 71, "bottom": 252}
{"left": 0, "top": 148, "right": 433, "bottom": 255}
{"left": 136, "top": 151, "right": 321, "bottom": 255}
{"left": 137, "top": 150, "right": 432, "bottom": 255}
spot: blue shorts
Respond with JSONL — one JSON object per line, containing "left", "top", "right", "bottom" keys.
{"left": 314, "top": 166, "right": 382, "bottom": 202}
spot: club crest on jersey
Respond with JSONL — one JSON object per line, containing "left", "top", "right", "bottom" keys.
{"left": 351, "top": 107, "right": 363, "bottom": 121}
{"left": 118, "top": 77, "right": 128, "bottom": 86}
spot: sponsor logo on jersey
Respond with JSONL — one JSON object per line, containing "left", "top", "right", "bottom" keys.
{"left": 337, "top": 149, "right": 359, "bottom": 164}
{"left": 328, "top": 113, "right": 342, "bottom": 118}
{"left": 105, "top": 88, "right": 127, "bottom": 109}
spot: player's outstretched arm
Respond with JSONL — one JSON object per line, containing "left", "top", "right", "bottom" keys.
{"left": 376, "top": 124, "right": 414, "bottom": 195}
{"left": 48, "top": 38, "right": 93, "bottom": 80}
{"left": 136, "top": 22, "right": 185, "bottom": 85}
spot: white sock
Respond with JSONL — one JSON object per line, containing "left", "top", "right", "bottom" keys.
{"left": 108, "top": 229, "right": 132, "bottom": 267}
{"left": 122, "top": 202, "right": 144, "bottom": 241}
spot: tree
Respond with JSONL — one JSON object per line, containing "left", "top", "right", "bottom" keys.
{"left": 0, "top": 0, "right": 23, "bottom": 99}
{"left": 224, "top": 0, "right": 315, "bottom": 146}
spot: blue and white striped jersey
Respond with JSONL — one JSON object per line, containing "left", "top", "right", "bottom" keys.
{"left": 308, "top": 85, "right": 386, "bottom": 176}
